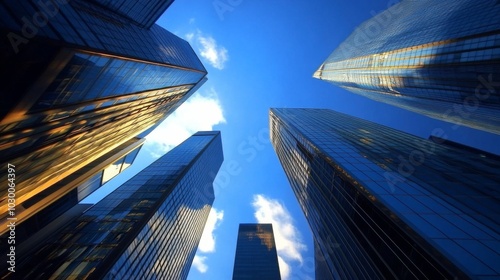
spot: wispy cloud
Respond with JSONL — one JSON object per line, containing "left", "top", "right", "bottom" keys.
{"left": 192, "top": 208, "right": 224, "bottom": 274}
{"left": 185, "top": 30, "right": 228, "bottom": 70}
{"left": 198, "top": 34, "right": 228, "bottom": 70}
{"left": 192, "top": 255, "right": 208, "bottom": 273}
{"left": 144, "top": 88, "right": 226, "bottom": 158}
{"left": 185, "top": 32, "right": 195, "bottom": 42}
{"left": 278, "top": 256, "right": 291, "bottom": 279}
{"left": 252, "top": 194, "right": 307, "bottom": 280}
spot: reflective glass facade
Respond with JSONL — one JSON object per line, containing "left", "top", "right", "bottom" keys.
{"left": 270, "top": 108, "right": 500, "bottom": 279}
{"left": 314, "top": 238, "right": 334, "bottom": 280}
{"left": 314, "top": 0, "right": 500, "bottom": 134}
{"left": 0, "top": 1, "right": 205, "bottom": 70}
{"left": 92, "top": 0, "right": 175, "bottom": 29}
{"left": 77, "top": 138, "right": 143, "bottom": 200}
{"left": 232, "top": 223, "right": 281, "bottom": 280}
{"left": 0, "top": 136, "right": 143, "bottom": 252}
{"left": 31, "top": 52, "right": 204, "bottom": 111}
{"left": 6, "top": 131, "right": 223, "bottom": 279}
{"left": 0, "top": 0, "right": 207, "bottom": 234}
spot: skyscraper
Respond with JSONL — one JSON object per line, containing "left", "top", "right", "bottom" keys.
{"left": 4, "top": 131, "right": 223, "bottom": 279}
{"left": 314, "top": 0, "right": 500, "bottom": 134}
{"left": 232, "top": 223, "right": 281, "bottom": 280}
{"left": 0, "top": 136, "right": 143, "bottom": 252}
{"left": 270, "top": 108, "right": 500, "bottom": 279}
{"left": 0, "top": 0, "right": 207, "bottom": 231}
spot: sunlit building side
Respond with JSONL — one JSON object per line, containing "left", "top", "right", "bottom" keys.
{"left": 0, "top": 136, "right": 143, "bottom": 255}
{"left": 0, "top": 0, "right": 207, "bottom": 234}
{"left": 314, "top": 0, "right": 500, "bottom": 134}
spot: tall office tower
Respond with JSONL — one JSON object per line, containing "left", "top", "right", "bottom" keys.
{"left": 0, "top": 136, "right": 143, "bottom": 252}
{"left": 5, "top": 131, "right": 224, "bottom": 280}
{"left": 270, "top": 108, "right": 500, "bottom": 279}
{"left": 314, "top": 0, "right": 500, "bottom": 134}
{"left": 0, "top": 0, "right": 207, "bottom": 232}
{"left": 232, "top": 223, "right": 281, "bottom": 280}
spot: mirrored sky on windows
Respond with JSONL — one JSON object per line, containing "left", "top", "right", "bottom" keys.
{"left": 84, "top": 1, "right": 500, "bottom": 279}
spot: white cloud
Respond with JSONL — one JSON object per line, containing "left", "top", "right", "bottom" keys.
{"left": 192, "top": 255, "right": 208, "bottom": 273}
{"left": 190, "top": 208, "right": 224, "bottom": 274}
{"left": 185, "top": 32, "right": 195, "bottom": 43}
{"left": 252, "top": 194, "right": 307, "bottom": 280}
{"left": 195, "top": 33, "right": 228, "bottom": 70}
{"left": 144, "top": 89, "right": 225, "bottom": 158}
{"left": 198, "top": 208, "right": 224, "bottom": 253}
{"left": 184, "top": 28, "right": 228, "bottom": 70}
{"left": 278, "top": 256, "right": 291, "bottom": 279}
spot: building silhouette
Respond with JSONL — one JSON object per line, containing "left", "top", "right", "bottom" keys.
{"left": 314, "top": 0, "right": 500, "bottom": 134}
{"left": 232, "top": 223, "right": 281, "bottom": 280}
{"left": 5, "top": 131, "right": 223, "bottom": 279}
{"left": 0, "top": 0, "right": 207, "bottom": 234}
{"left": 270, "top": 108, "right": 500, "bottom": 279}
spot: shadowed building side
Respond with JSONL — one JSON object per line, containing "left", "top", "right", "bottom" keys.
{"left": 233, "top": 223, "right": 281, "bottom": 280}
{"left": 270, "top": 108, "right": 500, "bottom": 279}
{"left": 3, "top": 131, "right": 224, "bottom": 280}
{"left": 89, "top": 0, "right": 176, "bottom": 29}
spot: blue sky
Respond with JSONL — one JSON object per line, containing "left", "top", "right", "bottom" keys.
{"left": 84, "top": 1, "right": 500, "bottom": 279}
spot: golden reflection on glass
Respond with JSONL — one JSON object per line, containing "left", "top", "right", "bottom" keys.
{"left": 360, "top": 137, "right": 372, "bottom": 145}
{"left": 244, "top": 224, "right": 275, "bottom": 251}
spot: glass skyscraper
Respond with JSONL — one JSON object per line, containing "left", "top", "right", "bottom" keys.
{"left": 314, "top": 0, "right": 500, "bottom": 134}
{"left": 0, "top": 0, "right": 207, "bottom": 233}
{"left": 4, "top": 131, "right": 223, "bottom": 279}
{"left": 270, "top": 108, "right": 500, "bottom": 279}
{"left": 0, "top": 136, "right": 143, "bottom": 253}
{"left": 232, "top": 223, "right": 281, "bottom": 280}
